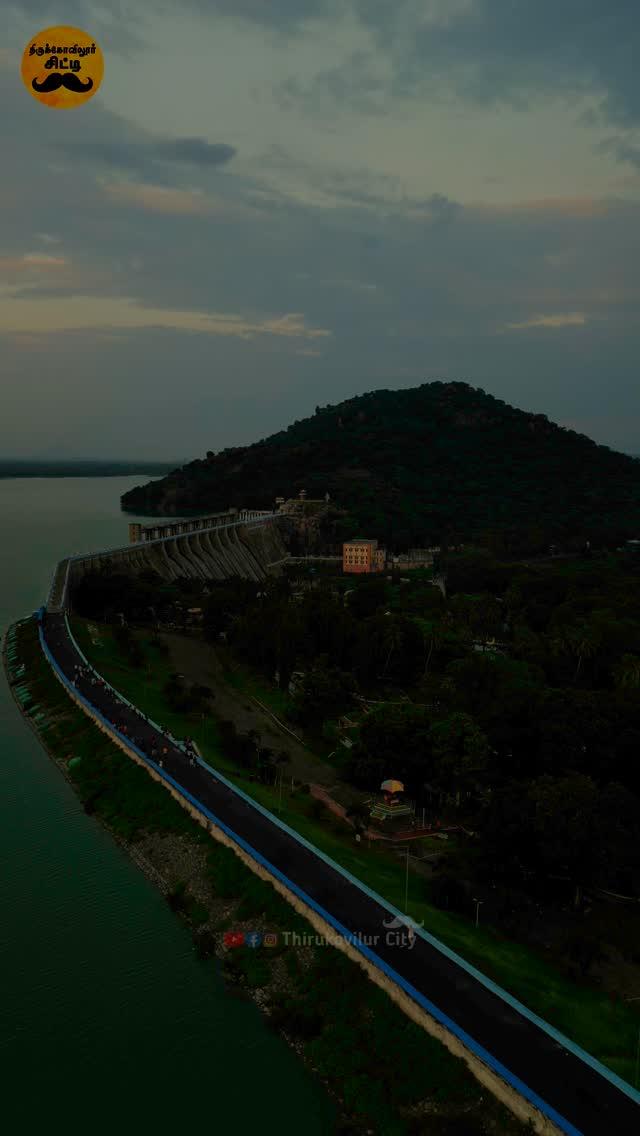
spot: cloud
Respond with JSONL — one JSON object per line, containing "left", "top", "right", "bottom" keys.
{"left": 0, "top": 252, "right": 70, "bottom": 290}
{"left": 265, "top": 0, "right": 640, "bottom": 133}
{"left": 475, "top": 197, "right": 611, "bottom": 219}
{"left": 2, "top": 1, "right": 640, "bottom": 460}
{"left": 63, "top": 137, "right": 236, "bottom": 178}
{"left": 101, "top": 181, "right": 251, "bottom": 216}
{"left": 503, "top": 313, "right": 587, "bottom": 332}
{"left": 154, "top": 138, "right": 236, "bottom": 165}
{"left": 12, "top": 1, "right": 640, "bottom": 130}
{"left": 0, "top": 252, "right": 66, "bottom": 271}
{"left": 0, "top": 292, "right": 332, "bottom": 341}
{"left": 257, "top": 146, "right": 462, "bottom": 217}
{"left": 596, "top": 135, "right": 640, "bottom": 170}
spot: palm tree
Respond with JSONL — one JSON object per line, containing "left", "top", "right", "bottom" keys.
{"left": 567, "top": 623, "right": 600, "bottom": 682}
{"left": 381, "top": 617, "right": 405, "bottom": 679}
{"left": 423, "top": 619, "right": 445, "bottom": 677}
{"left": 613, "top": 653, "right": 640, "bottom": 690}
{"left": 551, "top": 622, "right": 600, "bottom": 683}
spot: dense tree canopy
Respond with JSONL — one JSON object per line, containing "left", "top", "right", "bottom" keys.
{"left": 121, "top": 381, "right": 640, "bottom": 553}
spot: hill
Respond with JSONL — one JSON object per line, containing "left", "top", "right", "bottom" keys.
{"left": 120, "top": 382, "right": 640, "bottom": 554}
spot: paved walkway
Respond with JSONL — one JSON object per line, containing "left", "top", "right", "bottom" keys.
{"left": 41, "top": 609, "right": 640, "bottom": 1136}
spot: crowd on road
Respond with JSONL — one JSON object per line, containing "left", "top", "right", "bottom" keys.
{"left": 35, "top": 608, "right": 639, "bottom": 1136}
{"left": 47, "top": 618, "right": 200, "bottom": 775}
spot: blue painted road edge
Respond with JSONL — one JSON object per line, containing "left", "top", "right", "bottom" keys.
{"left": 38, "top": 618, "right": 587, "bottom": 1135}
{"left": 62, "top": 609, "right": 640, "bottom": 1110}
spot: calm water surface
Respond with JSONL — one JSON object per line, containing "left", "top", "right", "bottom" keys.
{"left": 0, "top": 477, "right": 334, "bottom": 1130}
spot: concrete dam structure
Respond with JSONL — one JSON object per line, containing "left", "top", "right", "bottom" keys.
{"left": 47, "top": 512, "right": 287, "bottom": 613}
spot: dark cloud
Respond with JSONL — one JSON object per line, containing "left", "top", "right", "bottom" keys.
{"left": 60, "top": 137, "right": 236, "bottom": 181}
{"left": 2, "top": 4, "right": 640, "bottom": 459}
{"left": 275, "top": 50, "right": 390, "bottom": 117}
{"left": 184, "top": 0, "right": 330, "bottom": 33}
{"left": 596, "top": 136, "right": 640, "bottom": 169}
{"left": 398, "top": 1, "right": 639, "bottom": 127}
{"left": 9, "top": 1, "right": 640, "bottom": 127}
{"left": 7, "top": 0, "right": 148, "bottom": 55}
{"left": 273, "top": 0, "right": 640, "bottom": 129}
{"left": 154, "top": 138, "right": 235, "bottom": 165}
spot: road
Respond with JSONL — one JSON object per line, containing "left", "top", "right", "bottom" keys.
{"left": 41, "top": 610, "right": 640, "bottom": 1135}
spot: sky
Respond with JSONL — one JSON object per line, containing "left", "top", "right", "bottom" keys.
{"left": 2, "top": 1, "right": 639, "bottom": 460}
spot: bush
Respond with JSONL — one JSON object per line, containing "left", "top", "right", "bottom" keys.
{"left": 270, "top": 998, "right": 324, "bottom": 1039}
{"left": 167, "top": 881, "right": 187, "bottom": 912}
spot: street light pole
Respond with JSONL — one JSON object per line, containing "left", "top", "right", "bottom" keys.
{"left": 473, "top": 898, "right": 484, "bottom": 928}
{"left": 404, "top": 846, "right": 410, "bottom": 914}
{"left": 623, "top": 995, "right": 640, "bottom": 1087}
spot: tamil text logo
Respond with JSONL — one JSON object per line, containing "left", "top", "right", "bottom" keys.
{"left": 21, "top": 26, "right": 104, "bottom": 108}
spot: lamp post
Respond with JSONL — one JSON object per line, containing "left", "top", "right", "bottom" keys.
{"left": 404, "top": 846, "right": 410, "bottom": 915}
{"left": 473, "top": 897, "right": 484, "bottom": 929}
{"left": 624, "top": 996, "right": 640, "bottom": 1088}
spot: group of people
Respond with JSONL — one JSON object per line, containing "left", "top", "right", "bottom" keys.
{"left": 71, "top": 662, "right": 104, "bottom": 690}
{"left": 69, "top": 649, "right": 200, "bottom": 775}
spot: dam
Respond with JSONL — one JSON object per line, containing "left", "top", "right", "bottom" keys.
{"left": 27, "top": 498, "right": 640, "bottom": 1136}
{"left": 47, "top": 510, "right": 287, "bottom": 613}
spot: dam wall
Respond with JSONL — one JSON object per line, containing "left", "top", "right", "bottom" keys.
{"left": 47, "top": 515, "right": 287, "bottom": 612}
{"left": 241, "top": 519, "right": 290, "bottom": 570}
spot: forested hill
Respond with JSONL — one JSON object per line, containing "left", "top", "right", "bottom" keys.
{"left": 120, "top": 382, "right": 640, "bottom": 553}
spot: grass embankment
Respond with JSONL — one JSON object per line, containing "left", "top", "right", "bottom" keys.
{"left": 69, "top": 617, "right": 640, "bottom": 1086}
{"left": 5, "top": 616, "right": 524, "bottom": 1136}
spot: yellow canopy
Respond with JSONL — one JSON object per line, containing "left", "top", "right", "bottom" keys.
{"left": 381, "top": 779, "right": 404, "bottom": 793}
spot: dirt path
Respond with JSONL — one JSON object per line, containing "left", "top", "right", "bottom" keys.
{"left": 161, "top": 632, "right": 344, "bottom": 790}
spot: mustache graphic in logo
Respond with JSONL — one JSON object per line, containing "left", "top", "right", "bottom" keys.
{"left": 32, "top": 72, "right": 93, "bottom": 93}
{"left": 383, "top": 914, "right": 424, "bottom": 931}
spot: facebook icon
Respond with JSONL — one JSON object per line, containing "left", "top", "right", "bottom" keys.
{"left": 246, "top": 931, "right": 262, "bottom": 949}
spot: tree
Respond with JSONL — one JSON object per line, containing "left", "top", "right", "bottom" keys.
{"left": 355, "top": 614, "right": 424, "bottom": 685}
{"left": 596, "top": 782, "right": 640, "bottom": 895}
{"left": 528, "top": 774, "right": 599, "bottom": 906}
{"left": 423, "top": 618, "right": 447, "bottom": 677}
{"left": 549, "top": 619, "right": 601, "bottom": 683}
{"left": 430, "top": 712, "right": 489, "bottom": 807}
{"left": 612, "top": 653, "right": 640, "bottom": 691}
{"left": 292, "top": 659, "right": 357, "bottom": 726}
{"left": 480, "top": 774, "right": 600, "bottom": 905}
{"left": 346, "top": 802, "right": 370, "bottom": 835}
{"left": 355, "top": 704, "right": 433, "bottom": 793}
{"left": 566, "top": 622, "right": 601, "bottom": 682}
{"left": 347, "top": 577, "right": 387, "bottom": 620}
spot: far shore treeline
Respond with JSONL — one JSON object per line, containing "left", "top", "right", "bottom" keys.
{"left": 0, "top": 460, "right": 179, "bottom": 479}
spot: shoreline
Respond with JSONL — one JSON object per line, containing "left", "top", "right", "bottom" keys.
{"left": 2, "top": 625, "right": 171, "bottom": 900}
{"left": 1, "top": 617, "right": 527, "bottom": 1135}
{"left": 0, "top": 621, "right": 361, "bottom": 1129}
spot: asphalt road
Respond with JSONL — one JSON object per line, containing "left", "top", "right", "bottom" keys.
{"left": 42, "top": 610, "right": 640, "bottom": 1136}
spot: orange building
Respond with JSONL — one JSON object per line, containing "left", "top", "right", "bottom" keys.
{"left": 343, "top": 539, "right": 386, "bottom": 574}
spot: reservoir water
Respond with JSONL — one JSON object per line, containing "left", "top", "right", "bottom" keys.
{"left": 0, "top": 477, "right": 334, "bottom": 1130}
